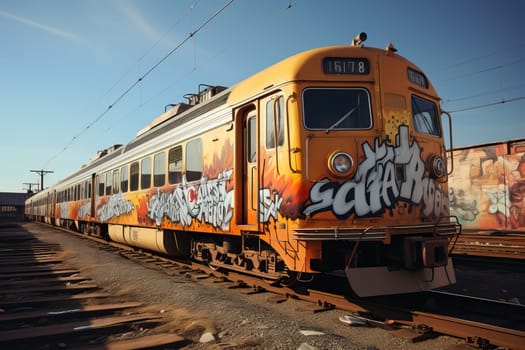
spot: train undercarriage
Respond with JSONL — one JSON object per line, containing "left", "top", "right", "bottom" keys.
{"left": 28, "top": 216, "right": 458, "bottom": 295}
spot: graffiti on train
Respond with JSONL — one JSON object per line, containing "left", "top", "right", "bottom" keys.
{"left": 78, "top": 202, "right": 91, "bottom": 219}
{"left": 147, "top": 169, "right": 234, "bottom": 230}
{"left": 303, "top": 125, "right": 447, "bottom": 219}
{"left": 97, "top": 193, "right": 134, "bottom": 222}
{"left": 259, "top": 188, "right": 284, "bottom": 222}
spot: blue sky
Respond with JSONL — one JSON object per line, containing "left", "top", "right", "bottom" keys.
{"left": 1, "top": 0, "right": 524, "bottom": 192}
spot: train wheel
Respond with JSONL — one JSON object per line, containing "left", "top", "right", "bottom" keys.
{"left": 207, "top": 262, "right": 221, "bottom": 271}
{"left": 278, "top": 271, "right": 298, "bottom": 287}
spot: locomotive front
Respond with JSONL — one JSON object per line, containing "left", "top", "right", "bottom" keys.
{"left": 255, "top": 37, "right": 461, "bottom": 296}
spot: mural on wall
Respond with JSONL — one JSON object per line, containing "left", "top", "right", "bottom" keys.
{"left": 449, "top": 140, "right": 525, "bottom": 230}
{"left": 303, "top": 125, "right": 448, "bottom": 219}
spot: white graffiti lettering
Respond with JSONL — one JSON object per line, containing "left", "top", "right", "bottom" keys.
{"left": 60, "top": 203, "right": 69, "bottom": 218}
{"left": 78, "top": 202, "right": 91, "bottom": 218}
{"left": 259, "top": 188, "right": 283, "bottom": 222}
{"left": 97, "top": 193, "right": 134, "bottom": 222}
{"left": 147, "top": 169, "right": 234, "bottom": 230}
{"left": 303, "top": 125, "right": 448, "bottom": 219}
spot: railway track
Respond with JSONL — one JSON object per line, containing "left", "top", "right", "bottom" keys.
{"left": 452, "top": 230, "right": 525, "bottom": 260}
{"left": 0, "top": 223, "right": 189, "bottom": 349}
{"left": 9, "top": 222, "right": 525, "bottom": 349}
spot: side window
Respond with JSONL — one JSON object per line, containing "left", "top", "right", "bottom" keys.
{"left": 186, "top": 139, "right": 202, "bottom": 182}
{"left": 247, "top": 115, "right": 257, "bottom": 163}
{"left": 168, "top": 146, "right": 183, "bottom": 184}
{"left": 87, "top": 181, "right": 90, "bottom": 199}
{"left": 121, "top": 165, "right": 129, "bottom": 193}
{"left": 113, "top": 169, "right": 120, "bottom": 194}
{"left": 98, "top": 175, "right": 105, "bottom": 196}
{"left": 130, "top": 162, "right": 139, "bottom": 191}
{"left": 154, "top": 152, "right": 166, "bottom": 187}
{"left": 105, "top": 172, "right": 112, "bottom": 195}
{"left": 141, "top": 157, "right": 152, "bottom": 189}
{"left": 411, "top": 95, "right": 441, "bottom": 136}
{"left": 266, "top": 96, "right": 285, "bottom": 149}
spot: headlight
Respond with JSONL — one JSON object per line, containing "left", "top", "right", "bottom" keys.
{"left": 329, "top": 152, "right": 353, "bottom": 176}
{"left": 427, "top": 154, "right": 446, "bottom": 178}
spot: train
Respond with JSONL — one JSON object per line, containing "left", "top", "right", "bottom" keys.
{"left": 25, "top": 33, "right": 461, "bottom": 297}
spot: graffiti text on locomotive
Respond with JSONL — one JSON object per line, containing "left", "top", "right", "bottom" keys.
{"left": 303, "top": 125, "right": 448, "bottom": 219}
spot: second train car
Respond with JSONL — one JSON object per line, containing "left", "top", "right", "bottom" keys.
{"left": 26, "top": 33, "right": 461, "bottom": 296}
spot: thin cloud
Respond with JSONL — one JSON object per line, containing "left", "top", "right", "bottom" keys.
{"left": 117, "top": 2, "right": 162, "bottom": 42}
{"left": 0, "top": 10, "right": 82, "bottom": 43}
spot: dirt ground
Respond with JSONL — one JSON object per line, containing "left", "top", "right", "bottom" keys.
{"left": 23, "top": 222, "right": 467, "bottom": 349}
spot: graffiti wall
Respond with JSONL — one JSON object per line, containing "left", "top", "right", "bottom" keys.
{"left": 449, "top": 139, "right": 525, "bottom": 231}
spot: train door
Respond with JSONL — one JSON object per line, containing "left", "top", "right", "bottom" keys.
{"left": 242, "top": 108, "right": 259, "bottom": 229}
{"left": 51, "top": 190, "right": 56, "bottom": 219}
{"left": 90, "top": 173, "right": 96, "bottom": 218}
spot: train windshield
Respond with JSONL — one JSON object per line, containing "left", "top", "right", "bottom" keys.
{"left": 302, "top": 88, "right": 372, "bottom": 130}
{"left": 411, "top": 95, "right": 441, "bottom": 136}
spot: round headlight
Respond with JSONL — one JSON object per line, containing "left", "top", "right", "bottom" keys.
{"left": 428, "top": 154, "right": 446, "bottom": 178}
{"left": 329, "top": 152, "right": 353, "bottom": 176}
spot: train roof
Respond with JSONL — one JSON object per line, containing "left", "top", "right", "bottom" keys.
{"left": 227, "top": 44, "right": 436, "bottom": 105}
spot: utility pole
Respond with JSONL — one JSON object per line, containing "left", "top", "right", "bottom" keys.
{"left": 23, "top": 182, "right": 40, "bottom": 193}
{"left": 30, "top": 169, "right": 53, "bottom": 190}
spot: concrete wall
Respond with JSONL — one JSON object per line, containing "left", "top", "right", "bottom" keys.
{"left": 449, "top": 139, "right": 525, "bottom": 231}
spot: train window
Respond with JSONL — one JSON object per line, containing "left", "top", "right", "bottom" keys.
{"left": 97, "top": 175, "right": 104, "bottom": 197}
{"left": 141, "top": 157, "right": 152, "bottom": 189}
{"left": 168, "top": 146, "right": 183, "bottom": 184}
{"left": 266, "top": 96, "right": 285, "bottom": 149}
{"left": 302, "top": 88, "right": 372, "bottom": 130}
{"left": 411, "top": 95, "right": 441, "bottom": 137}
{"left": 113, "top": 170, "right": 120, "bottom": 194}
{"left": 154, "top": 152, "right": 166, "bottom": 187}
{"left": 247, "top": 116, "right": 257, "bottom": 163}
{"left": 105, "top": 172, "right": 112, "bottom": 195}
{"left": 186, "top": 139, "right": 203, "bottom": 182}
{"left": 130, "top": 162, "right": 139, "bottom": 191}
{"left": 121, "top": 165, "right": 129, "bottom": 193}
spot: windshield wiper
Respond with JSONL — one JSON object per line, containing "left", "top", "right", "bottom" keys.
{"left": 326, "top": 100, "right": 360, "bottom": 132}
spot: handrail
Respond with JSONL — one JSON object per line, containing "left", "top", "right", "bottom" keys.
{"left": 442, "top": 110, "right": 454, "bottom": 175}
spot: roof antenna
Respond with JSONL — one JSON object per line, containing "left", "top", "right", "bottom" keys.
{"left": 351, "top": 32, "right": 367, "bottom": 47}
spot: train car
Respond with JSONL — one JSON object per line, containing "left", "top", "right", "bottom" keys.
{"left": 449, "top": 138, "right": 525, "bottom": 232}
{"left": 26, "top": 33, "right": 460, "bottom": 297}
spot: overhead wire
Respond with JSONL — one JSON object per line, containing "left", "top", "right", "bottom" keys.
{"left": 433, "top": 44, "right": 525, "bottom": 113}
{"left": 446, "top": 96, "right": 525, "bottom": 113}
{"left": 428, "top": 42, "right": 525, "bottom": 73}
{"left": 42, "top": 0, "right": 235, "bottom": 168}
{"left": 105, "top": 0, "right": 294, "bottom": 134}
